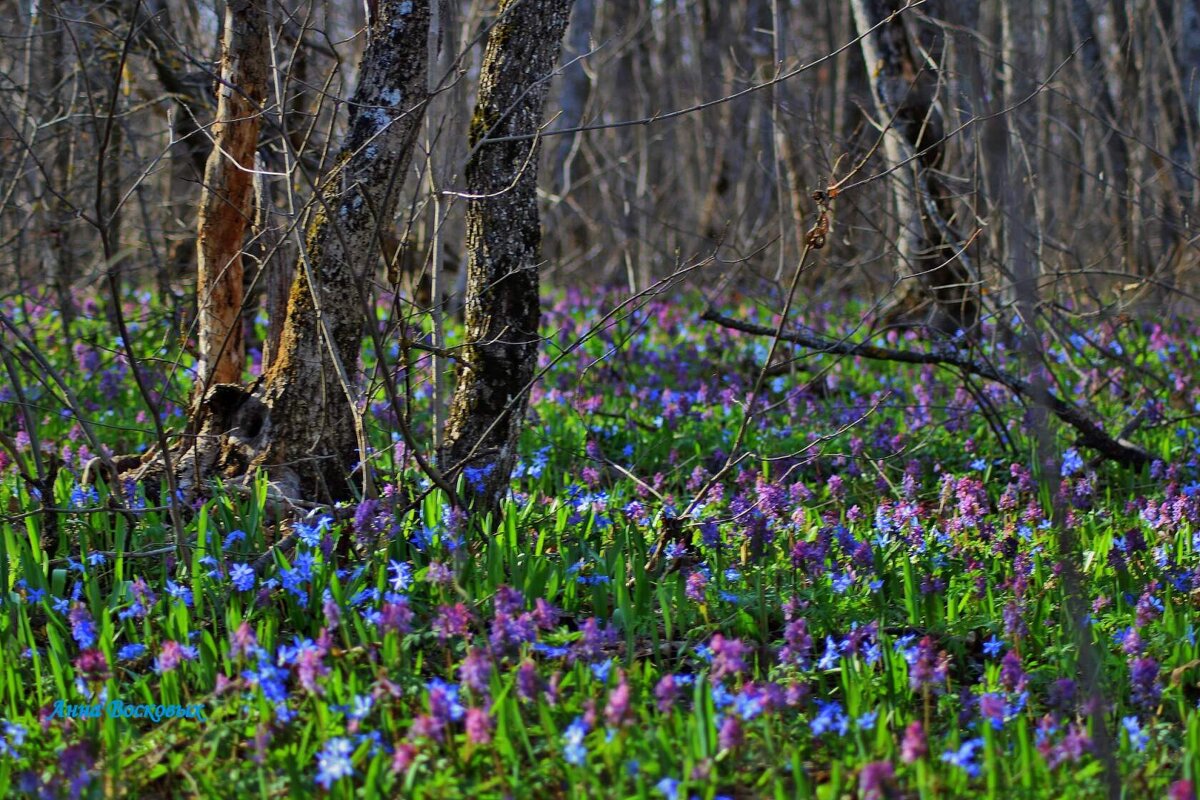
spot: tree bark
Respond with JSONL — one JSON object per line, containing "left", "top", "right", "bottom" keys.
{"left": 195, "top": 0, "right": 269, "bottom": 389}
{"left": 850, "top": 0, "right": 978, "bottom": 333}
{"left": 137, "top": 0, "right": 431, "bottom": 504}
{"left": 1067, "top": 0, "right": 1134, "bottom": 268}
{"left": 443, "top": 0, "right": 574, "bottom": 513}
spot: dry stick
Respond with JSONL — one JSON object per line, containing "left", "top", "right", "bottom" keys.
{"left": 700, "top": 309, "right": 1152, "bottom": 471}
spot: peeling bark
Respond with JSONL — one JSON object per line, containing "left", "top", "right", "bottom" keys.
{"left": 195, "top": 0, "right": 269, "bottom": 388}
{"left": 443, "top": 0, "right": 574, "bottom": 513}
{"left": 135, "top": 0, "right": 431, "bottom": 504}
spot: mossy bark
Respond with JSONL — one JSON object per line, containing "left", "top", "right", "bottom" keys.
{"left": 443, "top": 0, "right": 574, "bottom": 513}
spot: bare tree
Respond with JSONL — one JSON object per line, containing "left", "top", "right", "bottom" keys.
{"left": 850, "top": 0, "right": 978, "bottom": 333}
{"left": 194, "top": 0, "right": 269, "bottom": 388}
{"left": 442, "top": 0, "right": 574, "bottom": 512}
{"left": 135, "top": 0, "right": 431, "bottom": 502}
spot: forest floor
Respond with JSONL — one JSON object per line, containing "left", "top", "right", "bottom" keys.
{"left": 1, "top": 287, "right": 1198, "bottom": 798}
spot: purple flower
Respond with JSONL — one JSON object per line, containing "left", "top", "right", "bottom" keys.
{"left": 427, "top": 678, "right": 465, "bottom": 725}
{"left": 979, "top": 692, "right": 1006, "bottom": 729}
{"left": 901, "top": 721, "right": 927, "bottom": 763}
{"left": 295, "top": 640, "right": 329, "bottom": 694}
{"left": 74, "top": 649, "right": 110, "bottom": 682}
{"left": 459, "top": 648, "right": 492, "bottom": 695}
{"left": 655, "top": 674, "right": 681, "bottom": 713}
{"left": 465, "top": 706, "right": 493, "bottom": 745}
{"left": 516, "top": 660, "right": 541, "bottom": 703}
{"left": 604, "top": 673, "right": 631, "bottom": 728}
{"left": 379, "top": 599, "right": 413, "bottom": 635}
{"left": 859, "top": 761, "right": 895, "bottom": 800}
{"left": 1000, "top": 650, "right": 1027, "bottom": 692}
{"left": 154, "top": 640, "right": 197, "bottom": 673}
{"left": 908, "top": 636, "right": 949, "bottom": 692}
{"left": 573, "top": 617, "right": 615, "bottom": 663}
{"left": 1047, "top": 678, "right": 1076, "bottom": 711}
{"left": 494, "top": 585, "right": 525, "bottom": 615}
{"left": 230, "top": 621, "right": 258, "bottom": 659}
{"left": 780, "top": 618, "right": 812, "bottom": 667}
{"left": 434, "top": 603, "right": 473, "bottom": 642}
{"left": 718, "top": 714, "right": 743, "bottom": 750}
{"left": 709, "top": 634, "right": 750, "bottom": 683}
{"left": 1168, "top": 780, "right": 1195, "bottom": 800}
{"left": 1130, "top": 657, "right": 1162, "bottom": 708}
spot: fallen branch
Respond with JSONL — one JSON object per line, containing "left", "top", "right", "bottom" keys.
{"left": 701, "top": 308, "right": 1152, "bottom": 471}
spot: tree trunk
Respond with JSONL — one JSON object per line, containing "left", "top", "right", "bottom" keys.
{"left": 850, "top": 0, "right": 978, "bottom": 333}
{"left": 443, "top": 0, "right": 574, "bottom": 513}
{"left": 194, "top": 0, "right": 269, "bottom": 389}
{"left": 1067, "top": 0, "right": 1135, "bottom": 269}
{"left": 137, "top": 0, "right": 431, "bottom": 504}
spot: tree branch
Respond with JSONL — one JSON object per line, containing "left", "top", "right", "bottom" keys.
{"left": 701, "top": 307, "right": 1152, "bottom": 470}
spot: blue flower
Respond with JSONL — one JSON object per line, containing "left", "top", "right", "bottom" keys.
{"left": 315, "top": 737, "right": 355, "bottom": 789}
{"left": 1061, "top": 448, "right": 1084, "bottom": 477}
{"left": 165, "top": 580, "right": 193, "bottom": 608}
{"left": 590, "top": 658, "right": 614, "bottom": 683}
{"left": 464, "top": 463, "right": 496, "bottom": 493}
{"left": 817, "top": 636, "right": 840, "bottom": 670}
{"left": 230, "top": 563, "right": 255, "bottom": 592}
{"left": 224, "top": 529, "right": 247, "bottom": 548}
{"left": 983, "top": 635, "right": 1003, "bottom": 658}
{"left": 388, "top": 560, "right": 413, "bottom": 593}
{"left": 117, "top": 643, "right": 147, "bottom": 660}
{"left": 1122, "top": 716, "right": 1148, "bottom": 751}
{"left": 941, "top": 738, "right": 985, "bottom": 777}
{"left": 70, "top": 484, "right": 99, "bottom": 508}
{"left": 655, "top": 777, "right": 680, "bottom": 799}
{"left": 563, "top": 716, "right": 589, "bottom": 765}
{"left": 0, "top": 722, "right": 27, "bottom": 758}
{"left": 810, "top": 700, "right": 849, "bottom": 737}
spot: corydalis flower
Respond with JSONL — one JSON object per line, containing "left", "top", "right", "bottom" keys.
{"left": 907, "top": 636, "right": 950, "bottom": 692}
{"left": 901, "top": 721, "right": 927, "bottom": 763}
{"left": 434, "top": 603, "right": 473, "bottom": 642}
{"left": 604, "top": 672, "right": 631, "bottom": 728}
{"left": 74, "top": 649, "right": 109, "bottom": 683}
{"left": 459, "top": 648, "right": 492, "bottom": 695}
{"left": 718, "top": 715, "right": 743, "bottom": 750}
{"left": 154, "top": 640, "right": 197, "bottom": 673}
{"left": 655, "top": 674, "right": 681, "bottom": 713}
{"left": 859, "top": 761, "right": 895, "bottom": 800}
{"left": 1000, "top": 650, "right": 1027, "bottom": 692}
{"left": 708, "top": 634, "right": 750, "bottom": 683}
{"left": 1130, "top": 657, "right": 1162, "bottom": 708}
{"left": 465, "top": 706, "right": 492, "bottom": 745}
